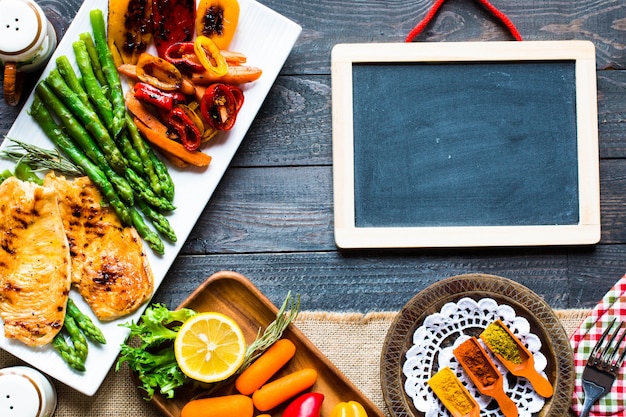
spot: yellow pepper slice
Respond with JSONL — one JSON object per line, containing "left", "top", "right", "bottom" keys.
{"left": 135, "top": 52, "right": 182, "bottom": 91}
{"left": 194, "top": 35, "right": 228, "bottom": 77}
{"left": 329, "top": 401, "right": 369, "bottom": 417}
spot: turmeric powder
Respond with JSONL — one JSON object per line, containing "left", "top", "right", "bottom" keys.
{"left": 427, "top": 367, "right": 477, "bottom": 416}
{"left": 480, "top": 321, "right": 523, "bottom": 365}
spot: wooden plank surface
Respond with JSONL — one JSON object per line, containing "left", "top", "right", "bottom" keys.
{"left": 0, "top": 0, "right": 625, "bottom": 314}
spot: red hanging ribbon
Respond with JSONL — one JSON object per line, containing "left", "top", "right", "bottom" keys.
{"left": 406, "top": 0, "right": 522, "bottom": 42}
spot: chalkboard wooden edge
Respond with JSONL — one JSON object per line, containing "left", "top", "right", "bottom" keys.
{"left": 333, "top": 224, "right": 601, "bottom": 249}
{"left": 331, "top": 40, "right": 601, "bottom": 249}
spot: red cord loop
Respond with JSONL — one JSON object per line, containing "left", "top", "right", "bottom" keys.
{"left": 405, "top": 0, "right": 522, "bottom": 42}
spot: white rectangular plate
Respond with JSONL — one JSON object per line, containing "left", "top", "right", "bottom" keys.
{"left": 0, "top": 0, "right": 301, "bottom": 396}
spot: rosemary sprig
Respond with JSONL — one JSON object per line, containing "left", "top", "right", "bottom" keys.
{"left": 1, "top": 137, "right": 85, "bottom": 177}
{"left": 241, "top": 291, "right": 301, "bottom": 370}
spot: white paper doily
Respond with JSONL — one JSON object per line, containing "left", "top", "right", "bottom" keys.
{"left": 402, "top": 297, "right": 547, "bottom": 417}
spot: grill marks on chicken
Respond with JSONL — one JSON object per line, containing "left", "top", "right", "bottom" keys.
{"left": 45, "top": 173, "right": 154, "bottom": 321}
{"left": 0, "top": 177, "right": 71, "bottom": 346}
{"left": 0, "top": 174, "right": 154, "bottom": 346}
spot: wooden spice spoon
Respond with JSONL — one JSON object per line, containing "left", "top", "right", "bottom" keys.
{"left": 454, "top": 337, "right": 518, "bottom": 417}
{"left": 480, "top": 319, "right": 554, "bottom": 398}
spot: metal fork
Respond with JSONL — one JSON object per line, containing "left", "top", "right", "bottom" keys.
{"left": 579, "top": 318, "right": 626, "bottom": 417}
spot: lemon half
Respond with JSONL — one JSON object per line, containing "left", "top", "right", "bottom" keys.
{"left": 174, "top": 312, "right": 246, "bottom": 383}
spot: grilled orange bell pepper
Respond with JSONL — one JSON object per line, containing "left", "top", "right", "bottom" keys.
{"left": 196, "top": 0, "right": 240, "bottom": 50}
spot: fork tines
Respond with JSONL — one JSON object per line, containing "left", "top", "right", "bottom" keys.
{"left": 588, "top": 318, "right": 626, "bottom": 374}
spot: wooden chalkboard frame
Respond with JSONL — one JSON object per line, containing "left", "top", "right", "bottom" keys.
{"left": 331, "top": 40, "right": 600, "bottom": 249}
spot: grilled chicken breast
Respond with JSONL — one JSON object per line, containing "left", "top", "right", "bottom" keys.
{"left": 0, "top": 177, "right": 71, "bottom": 346}
{"left": 45, "top": 173, "right": 154, "bottom": 321}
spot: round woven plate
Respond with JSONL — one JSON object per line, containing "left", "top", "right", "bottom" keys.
{"left": 380, "top": 274, "right": 574, "bottom": 417}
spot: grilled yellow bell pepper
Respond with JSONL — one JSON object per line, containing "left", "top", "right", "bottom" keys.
{"left": 194, "top": 36, "right": 228, "bottom": 77}
{"left": 329, "top": 401, "right": 368, "bottom": 417}
{"left": 107, "top": 0, "right": 153, "bottom": 66}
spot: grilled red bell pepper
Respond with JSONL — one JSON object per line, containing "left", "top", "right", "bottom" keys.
{"left": 152, "top": 0, "right": 195, "bottom": 58}
{"left": 228, "top": 83, "right": 244, "bottom": 111}
{"left": 283, "top": 393, "right": 324, "bottom": 417}
{"left": 133, "top": 82, "right": 186, "bottom": 111}
{"left": 167, "top": 105, "right": 203, "bottom": 151}
{"left": 164, "top": 42, "right": 205, "bottom": 72}
{"left": 200, "top": 83, "right": 243, "bottom": 131}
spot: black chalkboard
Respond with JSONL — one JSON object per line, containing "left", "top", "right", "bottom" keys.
{"left": 352, "top": 61, "right": 578, "bottom": 227}
{"left": 331, "top": 41, "right": 600, "bottom": 248}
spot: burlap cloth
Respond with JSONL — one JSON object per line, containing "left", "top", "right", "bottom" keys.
{"left": 0, "top": 309, "right": 590, "bottom": 416}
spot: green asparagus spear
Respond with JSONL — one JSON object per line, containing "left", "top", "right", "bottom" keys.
{"left": 125, "top": 113, "right": 161, "bottom": 196}
{"left": 52, "top": 333, "right": 86, "bottom": 372}
{"left": 56, "top": 55, "right": 90, "bottom": 107}
{"left": 66, "top": 298, "right": 106, "bottom": 344}
{"left": 29, "top": 93, "right": 132, "bottom": 226}
{"left": 148, "top": 147, "right": 175, "bottom": 202}
{"left": 90, "top": 9, "right": 125, "bottom": 137}
{"left": 137, "top": 197, "right": 177, "bottom": 242}
{"left": 45, "top": 69, "right": 127, "bottom": 175}
{"left": 35, "top": 81, "right": 134, "bottom": 206}
{"left": 79, "top": 32, "right": 108, "bottom": 92}
{"left": 126, "top": 168, "right": 176, "bottom": 212}
{"left": 72, "top": 41, "right": 112, "bottom": 126}
{"left": 64, "top": 315, "right": 88, "bottom": 362}
{"left": 130, "top": 207, "right": 164, "bottom": 254}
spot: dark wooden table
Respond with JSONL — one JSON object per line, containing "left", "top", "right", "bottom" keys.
{"left": 2, "top": 0, "right": 626, "bottom": 314}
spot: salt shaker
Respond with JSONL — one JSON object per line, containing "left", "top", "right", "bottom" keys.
{"left": 0, "top": 0, "right": 57, "bottom": 106}
{"left": 0, "top": 366, "right": 57, "bottom": 417}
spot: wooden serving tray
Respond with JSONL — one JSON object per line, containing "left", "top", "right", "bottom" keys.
{"left": 146, "top": 270, "right": 386, "bottom": 417}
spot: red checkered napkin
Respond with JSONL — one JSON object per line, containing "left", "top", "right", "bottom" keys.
{"left": 570, "top": 274, "right": 626, "bottom": 416}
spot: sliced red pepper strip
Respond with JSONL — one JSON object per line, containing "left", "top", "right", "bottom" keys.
{"left": 194, "top": 35, "right": 228, "bottom": 77}
{"left": 167, "top": 106, "right": 203, "bottom": 151}
{"left": 133, "top": 82, "right": 186, "bottom": 111}
{"left": 164, "top": 42, "right": 205, "bottom": 73}
{"left": 200, "top": 83, "right": 240, "bottom": 131}
{"left": 152, "top": 0, "right": 196, "bottom": 58}
{"left": 136, "top": 53, "right": 183, "bottom": 91}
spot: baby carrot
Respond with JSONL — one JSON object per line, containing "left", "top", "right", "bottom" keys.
{"left": 252, "top": 368, "right": 318, "bottom": 411}
{"left": 181, "top": 394, "right": 253, "bottom": 417}
{"left": 235, "top": 339, "right": 297, "bottom": 395}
